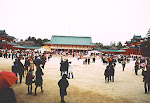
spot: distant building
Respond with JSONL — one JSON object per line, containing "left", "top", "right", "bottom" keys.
{"left": 123, "top": 35, "right": 143, "bottom": 55}
{"left": 0, "top": 30, "right": 18, "bottom": 50}
{"left": 0, "top": 30, "right": 40, "bottom": 50}
{"left": 99, "top": 49, "right": 126, "bottom": 55}
{"left": 44, "top": 35, "right": 97, "bottom": 54}
{"left": 99, "top": 35, "right": 143, "bottom": 55}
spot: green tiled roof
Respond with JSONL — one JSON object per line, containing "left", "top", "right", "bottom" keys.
{"left": 7, "top": 36, "right": 15, "bottom": 39}
{"left": 24, "top": 46, "right": 41, "bottom": 49}
{"left": 5, "top": 41, "right": 18, "bottom": 45}
{"left": 100, "top": 49, "right": 126, "bottom": 52}
{"left": 13, "top": 46, "right": 40, "bottom": 49}
{"left": 129, "top": 46, "right": 139, "bottom": 49}
{"left": 131, "top": 39, "right": 137, "bottom": 42}
{"left": 0, "top": 41, "right": 18, "bottom": 46}
{"left": 121, "top": 47, "right": 129, "bottom": 50}
{"left": 133, "top": 35, "right": 142, "bottom": 40}
{"left": 0, "top": 30, "right": 5, "bottom": 34}
{"left": 44, "top": 35, "right": 95, "bottom": 46}
{"left": 0, "top": 34, "right": 8, "bottom": 37}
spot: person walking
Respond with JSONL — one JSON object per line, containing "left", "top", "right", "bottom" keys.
{"left": 58, "top": 74, "right": 69, "bottom": 103}
{"left": 122, "top": 60, "right": 126, "bottom": 71}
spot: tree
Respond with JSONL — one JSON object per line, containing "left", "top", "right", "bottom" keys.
{"left": 96, "top": 42, "right": 103, "bottom": 49}
{"left": 14, "top": 38, "right": 19, "bottom": 42}
{"left": 116, "top": 41, "right": 123, "bottom": 49}
{"left": 20, "top": 39, "right": 23, "bottom": 42}
{"left": 146, "top": 28, "right": 150, "bottom": 37}
{"left": 35, "top": 38, "right": 44, "bottom": 46}
{"left": 42, "top": 38, "right": 50, "bottom": 42}
{"left": 141, "top": 29, "right": 150, "bottom": 57}
{"left": 25, "top": 36, "right": 32, "bottom": 41}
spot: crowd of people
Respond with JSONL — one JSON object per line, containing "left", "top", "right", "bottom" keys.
{"left": 0, "top": 49, "right": 150, "bottom": 103}
{"left": 11, "top": 52, "right": 47, "bottom": 96}
{"left": 102, "top": 54, "right": 150, "bottom": 94}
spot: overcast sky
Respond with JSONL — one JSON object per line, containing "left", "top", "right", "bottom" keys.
{"left": 0, "top": 0, "right": 150, "bottom": 45}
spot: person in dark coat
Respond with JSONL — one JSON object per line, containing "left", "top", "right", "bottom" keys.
{"left": 135, "top": 60, "right": 139, "bottom": 75}
{"left": 0, "top": 88, "right": 17, "bottom": 103}
{"left": 33, "top": 56, "right": 43, "bottom": 69}
{"left": 104, "top": 65, "right": 110, "bottom": 82}
{"left": 58, "top": 74, "right": 69, "bottom": 103}
{"left": 41, "top": 55, "right": 47, "bottom": 69}
{"left": 88, "top": 56, "right": 90, "bottom": 65}
{"left": 85, "top": 58, "right": 87, "bottom": 64}
{"left": 0, "top": 51, "right": 2, "bottom": 57}
{"left": 34, "top": 66, "right": 44, "bottom": 96}
{"left": 11, "top": 52, "right": 14, "bottom": 60}
{"left": 25, "top": 69, "right": 34, "bottom": 94}
{"left": 143, "top": 64, "right": 150, "bottom": 94}
{"left": 14, "top": 58, "right": 24, "bottom": 83}
{"left": 93, "top": 55, "right": 95, "bottom": 63}
{"left": 12, "top": 61, "right": 18, "bottom": 83}
{"left": 24, "top": 58, "right": 30, "bottom": 73}
{"left": 122, "top": 60, "right": 126, "bottom": 71}
{"left": 60, "top": 60, "right": 64, "bottom": 76}
{"left": 8, "top": 53, "right": 11, "bottom": 58}
{"left": 109, "top": 63, "right": 115, "bottom": 82}
{"left": 63, "top": 59, "right": 69, "bottom": 75}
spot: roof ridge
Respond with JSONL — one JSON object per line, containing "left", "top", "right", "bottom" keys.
{"left": 52, "top": 35, "right": 91, "bottom": 38}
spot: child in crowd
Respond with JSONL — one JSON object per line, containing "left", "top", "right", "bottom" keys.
{"left": 25, "top": 69, "right": 34, "bottom": 94}
{"left": 68, "top": 62, "right": 74, "bottom": 79}
{"left": 104, "top": 65, "right": 110, "bottom": 82}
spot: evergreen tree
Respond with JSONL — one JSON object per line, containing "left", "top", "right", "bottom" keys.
{"left": 142, "top": 29, "right": 150, "bottom": 57}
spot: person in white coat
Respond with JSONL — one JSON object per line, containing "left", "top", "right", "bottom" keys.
{"left": 68, "top": 62, "right": 74, "bottom": 79}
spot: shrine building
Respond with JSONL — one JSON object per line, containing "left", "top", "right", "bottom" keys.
{"left": 0, "top": 30, "right": 18, "bottom": 50}
{"left": 44, "top": 35, "right": 97, "bottom": 54}
{"left": 122, "top": 35, "right": 143, "bottom": 55}
{"left": 0, "top": 30, "right": 40, "bottom": 50}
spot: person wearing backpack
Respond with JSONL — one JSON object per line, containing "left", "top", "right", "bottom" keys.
{"left": 25, "top": 69, "right": 34, "bottom": 94}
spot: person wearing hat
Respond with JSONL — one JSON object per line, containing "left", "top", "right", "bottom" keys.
{"left": 58, "top": 74, "right": 69, "bottom": 103}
